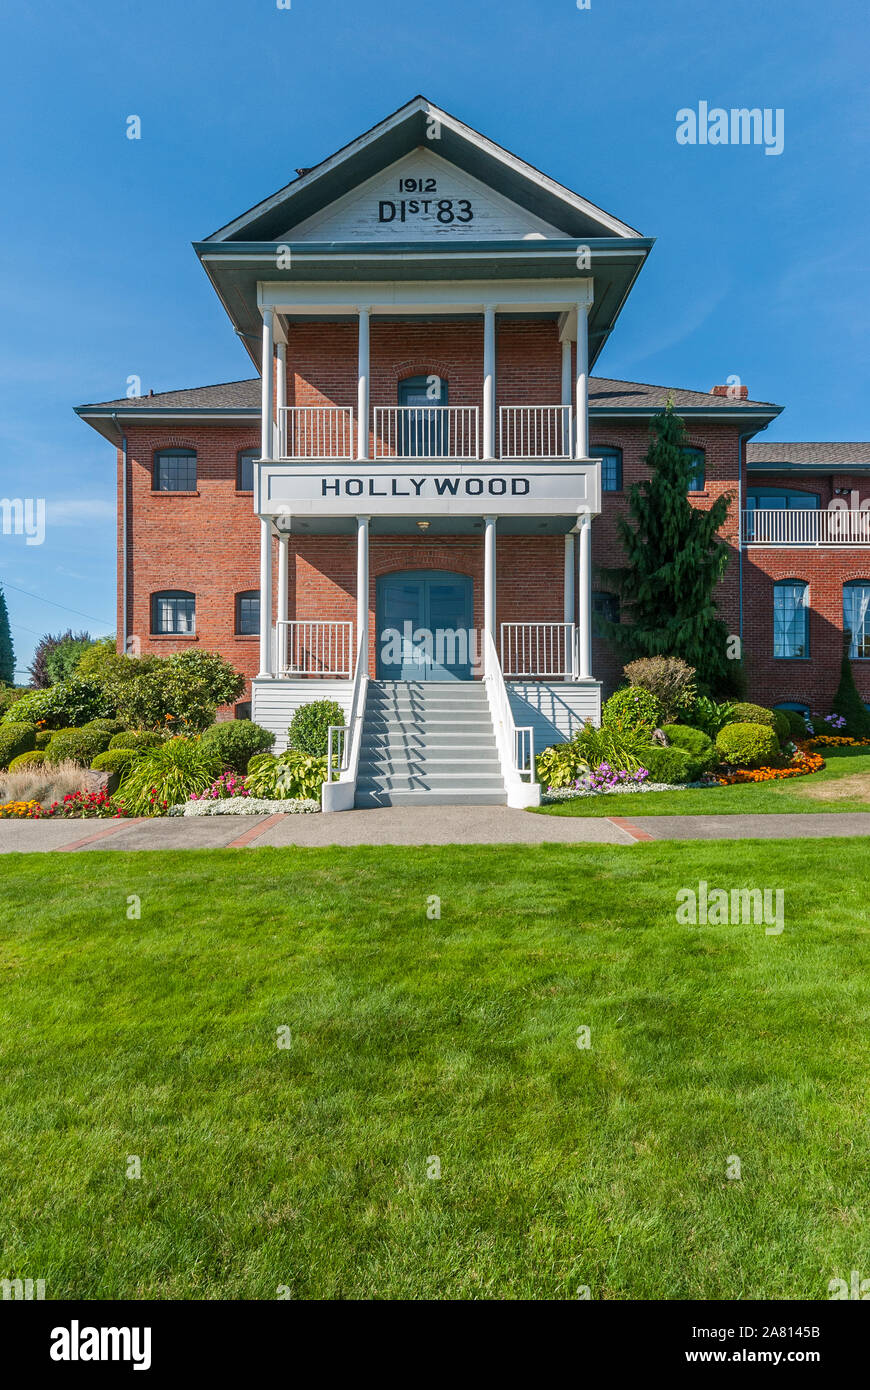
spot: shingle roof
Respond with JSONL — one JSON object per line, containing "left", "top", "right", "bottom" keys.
{"left": 77, "top": 378, "right": 262, "bottom": 410}
{"left": 747, "top": 442, "right": 870, "bottom": 466}
{"left": 589, "top": 377, "right": 777, "bottom": 411}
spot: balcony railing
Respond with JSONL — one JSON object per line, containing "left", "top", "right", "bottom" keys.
{"left": 275, "top": 620, "right": 354, "bottom": 678}
{"left": 742, "top": 509, "right": 870, "bottom": 546}
{"left": 500, "top": 622, "right": 578, "bottom": 680}
{"left": 278, "top": 406, "right": 354, "bottom": 459}
{"left": 499, "top": 405, "right": 571, "bottom": 459}
{"left": 373, "top": 405, "right": 480, "bottom": 459}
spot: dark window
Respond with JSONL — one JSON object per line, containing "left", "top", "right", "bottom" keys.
{"left": 234, "top": 702, "right": 252, "bottom": 721}
{"left": 237, "top": 449, "right": 258, "bottom": 492}
{"left": 773, "top": 581, "right": 809, "bottom": 658}
{"left": 774, "top": 701, "right": 810, "bottom": 718}
{"left": 235, "top": 590, "right": 260, "bottom": 636}
{"left": 592, "top": 591, "right": 620, "bottom": 624}
{"left": 398, "top": 375, "right": 449, "bottom": 457}
{"left": 844, "top": 581, "right": 870, "bottom": 659}
{"left": 596, "top": 447, "right": 623, "bottom": 492}
{"left": 152, "top": 590, "right": 195, "bottom": 635}
{"left": 747, "top": 486, "right": 820, "bottom": 510}
{"left": 154, "top": 449, "right": 196, "bottom": 492}
{"left": 684, "top": 447, "right": 705, "bottom": 492}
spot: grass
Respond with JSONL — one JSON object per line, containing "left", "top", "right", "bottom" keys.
{"left": 1, "top": 842, "right": 868, "bottom": 1300}
{"left": 534, "top": 744, "right": 870, "bottom": 816}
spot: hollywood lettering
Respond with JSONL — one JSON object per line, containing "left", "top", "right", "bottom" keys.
{"left": 321, "top": 475, "right": 530, "bottom": 498}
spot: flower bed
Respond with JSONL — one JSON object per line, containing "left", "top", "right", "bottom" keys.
{"left": 0, "top": 799, "right": 42, "bottom": 819}
{"left": 39, "top": 790, "right": 129, "bottom": 818}
{"left": 168, "top": 796, "right": 319, "bottom": 816}
{"left": 716, "top": 743, "right": 825, "bottom": 785}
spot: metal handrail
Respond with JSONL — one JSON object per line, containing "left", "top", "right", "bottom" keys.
{"left": 278, "top": 406, "right": 354, "bottom": 459}
{"left": 274, "top": 620, "right": 353, "bottom": 678}
{"left": 742, "top": 508, "right": 870, "bottom": 546}
{"left": 482, "top": 629, "right": 536, "bottom": 787}
{"left": 500, "top": 622, "right": 577, "bottom": 679}
{"left": 499, "top": 405, "right": 572, "bottom": 459}
{"left": 373, "top": 405, "right": 480, "bottom": 459}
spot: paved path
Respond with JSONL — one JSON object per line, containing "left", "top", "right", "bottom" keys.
{"left": 1, "top": 807, "right": 869, "bottom": 852}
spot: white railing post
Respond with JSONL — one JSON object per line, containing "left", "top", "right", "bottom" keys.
{"left": 483, "top": 305, "right": 496, "bottom": 460}
{"left": 482, "top": 629, "right": 540, "bottom": 807}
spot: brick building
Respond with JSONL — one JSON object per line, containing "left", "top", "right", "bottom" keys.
{"left": 76, "top": 97, "right": 870, "bottom": 807}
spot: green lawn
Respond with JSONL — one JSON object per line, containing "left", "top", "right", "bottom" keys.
{"left": 1, "top": 842, "right": 868, "bottom": 1300}
{"left": 535, "top": 744, "right": 870, "bottom": 816}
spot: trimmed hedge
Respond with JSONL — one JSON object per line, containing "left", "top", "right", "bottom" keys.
{"left": 729, "top": 702, "right": 776, "bottom": 729}
{"left": 8, "top": 749, "right": 47, "bottom": 771}
{"left": 288, "top": 700, "right": 346, "bottom": 757}
{"left": 91, "top": 748, "right": 137, "bottom": 778}
{"left": 0, "top": 722, "right": 37, "bottom": 768}
{"left": 771, "top": 709, "right": 791, "bottom": 742}
{"left": 640, "top": 745, "right": 698, "bottom": 784}
{"left": 200, "top": 719, "right": 274, "bottom": 773}
{"left": 83, "top": 718, "right": 127, "bottom": 736}
{"left": 716, "top": 721, "right": 780, "bottom": 769}
{"left": 661, "top": 724, "right": 714, "bottom": 767}
{"left": 109, "top": 730, "right": 164, "bottom": 751}
{"left": 45, "top": 727, "right": 112, "bottom": 766}
{"left": 781, "top": 709, "right": 809, "bottom": 741}
{"left": 34, "top": 730, "right": 53, "bottom": 750}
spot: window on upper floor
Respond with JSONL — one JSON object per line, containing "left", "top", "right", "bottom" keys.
{"left": 235, "top": 590, "right": 260, "bottom": 636}
{"left": 153, "top": 448, "right": 197, "bottom": 492}
{"left": 152, "top": 590, "right": 195, "bottom": 635}
{"left": 747, "top": 487, "right": 820, "bottom": 510}
{"left": 596, "top": 448, "right": 623, "bottom": 492}
{"left": 684, "top": 447, "right": 705, "bottom": 492}
{"left": 844, "top": 581, "right": 870, "bottom": 659}
{"left": 773, "top": 581, "right": 809, "bottom": 658}
{"left": 237, "top": 449, "right": 258, "bottom": 492}
{"left": 592, "top": 591, "right": 620, "bottom": 625}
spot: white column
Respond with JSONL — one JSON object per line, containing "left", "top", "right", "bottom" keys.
{"left": 574, "top": 304, "right": 589, "bottom": 460}
{"left": 258, "top": 518, "right": 274, "bottom": 678}
{"left": 577, "top": 512, "right": 592, "bottom": 680}
{"left": 275, "top": 338, "right": 287, "bottom": 456}
{"left": 561, "top": 338, "right": 573, "bottom": 456}
{"left": 483, "top": 305, "right": 496, "bottom": 460}
{"left": 563, "top": 532, "right": 576, "bottom": 624}
{"left": 277, "top": 532, "right": 289, "bottom": 648}
{"left": 356, "top": 515, "right": 370, "bottom": 663}
{"left": 357, "top": 308, "right": 370, "bottom": 461}
{"left": 260, "top": 308, "right": 274, "bottom": 460}
{"left": 484, "top": 514, "right": 497, "bottom": 673}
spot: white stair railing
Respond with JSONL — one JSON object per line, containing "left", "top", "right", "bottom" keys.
{"left": 482, "top": 630, "right": 540, "bottom": 808}
{"left": 499, "top": 405, "right": 572, "bottom": 459}
{"left": 500, "top": 622, "right": 577, "bottom": 679}
{"left": 275, "top": 621, "right": 353, "bottom": 678}
{"left": 322, "top": 643, "right": 369, "bottom": 812}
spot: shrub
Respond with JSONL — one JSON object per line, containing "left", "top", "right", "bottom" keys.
{"left": 90, "top": 749, "right": 137, "bottom": 778}
{"left": 716, "top": 721, "right": 781, "bottom": 769}
{"left": 662, "top": 724, "right": 714, "bottom": 769}
{"left": 639, "top": 745, "right": 698, "bottom": 784}
{"left": 0, "top": 686, "right": 27, "bottom": 717}
{"left": 623, "top": 656, "right": 697, "bottom": 723}
{"left": 729, "top": 702, "right": 776, "bottom": 729}
{"left": 200, "top": 719, "right": 274, "bottom": 772}
{"left": 8, "top": 750, "right": 46, "bottom": 772}
{"left": 780, "top": 708, "right": 810, "bottom": 741}
{"left": 831, "top": 633, "right": 870, "bottom": 738}
{"left": 601, "top": 686, "right": 664, "bottom": 732}
{"left": 119, "top": 737, "right": 225, "bottom": 815}
{"left": 537, "top": 742, "right": 583, "bottom": 789}
{"left": 687, "top": 695, "right": 735, "bottom": 739}
{"left": 0, "top": 722, "right": 37, "bottom": 768}
{"left": 109, "top": 729, "right": 164, "bottom": 750}
{"left": 288, "top": 700, "right": 346, "bottom": 757}
{"left": 83, "top": 718, "right": 127, "bottom": 736}
{"left": 245, "top": 750, "right": 328, "bottom": 800}
{"left": 34, "top": 729, "right": 53, "bottom": 750}
{"left": 111, "top": 649, "right": 246, "bottom": 733}
{"left": 536, "top": 721, "right": 651, "bottom": 788}
{"left": 46, "top": 726, "right": 112, "bottom": 766}
{"left": 32, "top": 631, "right": 97, "bottom": 688}
{"left": 771, "top": 709, "right": 791, "bottom": 742}
{"left": 247, "top": 751, "right": 276, "bottom": 775}
{"left": 2, "top": 678, "right": 113, "bottom": 730}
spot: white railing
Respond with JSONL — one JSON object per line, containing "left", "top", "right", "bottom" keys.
{"left": 373, "top": 406, "right": 480, "bottom": 459}
{"left": 323, "top": 643, "right": 369, "bottom": 809}
{"left": 742, "top": 509, "right": 870, "bottom": 546}
{"left": 483, "top": 630, "right": 538, "bottom": 806}
{"left": 500, "top": 622, "right": 577, "bottom": 680}
{"left": 499, "top": 405, "right": 572, "bottom": 459}
{"left": 278, "top": 406, "right": 354, "bottom": 459}
{"left": 274, "top": 620, "right": 354, "bottom": 678}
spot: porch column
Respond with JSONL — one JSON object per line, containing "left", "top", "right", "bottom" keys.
{"left": 275, "top": 338, "right": 287, "bottom": 456}
{"left": 577, "top": 511, "right": 592, "bottom": 680}
{"left": 276, "top": 532, "right": 289, "bottom": 672}
{"left": 574, "top": 304, "right": 589, "bottom": 460}
{"left": 563, "top": 531, "right": 576, "bottom": 623}
{"left": 257, "top": 518, "right": 274, "bottom": 678}
{"left": 561, "top": 338, "right": 573, "bottom": 456}
{"left": 482, "top": 305, "right": 496, "bottom": 460}
{"left": 484, "top": 514, "right": 497, "bottom": 673}
{"left": 260, "top": 308, "right": 274, "bottom": 460}
{"left": 356, "top": 515, "right": 370, "bottom": 665}
{"left": 357, "top": 307, "right": 370, "bottom": 461}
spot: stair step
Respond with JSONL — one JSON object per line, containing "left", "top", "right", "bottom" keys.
{"left": 356, "top": 775, "right": 506, "bottom": 792}
{"left": 355, "top": 789, "right": 508, "bottom": 807}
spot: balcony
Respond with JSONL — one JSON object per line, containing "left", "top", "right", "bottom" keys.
{"left": 742, "top": 509, "right": 870, "bottom": 546}
{"left": 276, "top": 404, "right": 574, "bottom": 462}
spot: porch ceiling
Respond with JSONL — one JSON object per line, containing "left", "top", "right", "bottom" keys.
{"left": 273, "top": 514, "right": 582, "bottom": 537}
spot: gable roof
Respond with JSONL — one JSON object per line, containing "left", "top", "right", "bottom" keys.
{"left": 747, "top": 441, "right": 870, "bottom": 467}
{"left": 207, "top": 96, "right": 641, "bottom": 244}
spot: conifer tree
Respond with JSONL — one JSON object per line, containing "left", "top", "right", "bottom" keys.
{"left": 0, "top": 585, "right": 15, "bottom": 686}
{"left": 831, "top": 630, "right": 870, "bottom": 737}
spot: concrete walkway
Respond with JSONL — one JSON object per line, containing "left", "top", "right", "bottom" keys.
{"left": 1, "top": 806, "right": 869, "bottom": 852}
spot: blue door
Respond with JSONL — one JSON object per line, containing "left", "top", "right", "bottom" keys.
{"left": 376, "top": 570, "right": 474, "bottom": 680}
{"left": 398, "top": 375, "right": 448, "bottom": 457}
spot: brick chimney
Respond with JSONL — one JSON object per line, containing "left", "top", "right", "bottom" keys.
{"left": 711, "top": 383, "right": 749, "bottom": 399}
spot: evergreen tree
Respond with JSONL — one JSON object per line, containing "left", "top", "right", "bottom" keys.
{"left": 596, "top": 404, "right": 734, "bottom": 692}
{"left": 0, "top": 585, "right": 14, "bottom": 686}
{"left": 831, "top": 630, "right": 870, "bottom": 737}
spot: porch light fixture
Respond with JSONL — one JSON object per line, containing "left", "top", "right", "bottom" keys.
{"left": 417, "top": 520, "right": 430, "bottom": 531}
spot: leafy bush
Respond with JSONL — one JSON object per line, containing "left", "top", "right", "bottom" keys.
{"left": 601, "top": 686, "right": 664, "bottom": 732}
{"left": 8, "top": 749, "right": 46, "bottom": 771}
{"left": 109, "top": 729, "right": 164, "bottom": 750}
{"left": 1, "top": 678, "right": 113, "bottom": 729}
{"left": 200, "top": 719, "right": 274, "bottom": 772}
{"left": 536, "top": 742, "right": 583, "bottom": 789}
{"left": 111, "top": 650, "right": 246, "bottom": 733}
{"left": 90, "top": 749, "right": 137, "bottom": 778}
{"left": 0, "top": 686, "right": 27, "bottom": 717}
{"left": 119, "top": 738, "right": 225, "bottom": 815}
{"left": 771, "top": 710, "right": 791, "bottom": 742}
{"left": 287, "top": 700, "right": 346, "bottom": 757}
{"left": 247, "top": 752, "right": 276, "bottom": 775}
{"left": 661, "top": 724, "right": 714, "bottom": 769}
{"left": 0, "top": 722, "right": 37, "bottom": 768}
{"left": 780, "top": 709, "right": 810, "bottom": 741}
{"left": 46, "top": 726, "right": 112, "bottom": 766}
{"left": 623, "top": 656, "right": 697, "bottom": 723}
{"left": 245, "top": 750, "right": 328, "bottom": 800}
{"left": 537, "top": 721, "right": 651, "bottom": 787}
{"left": 688, "top": 695, "right": 736, "bottom": 739}
{"left": 38, "top": 632, "right": 97, "bottom": 688}
{"left": 83, "top": 718, "right": 127, "bottom": 736}
{"left": 76, "top": 640, "right": 160, "bottom": 686}
{"left": 729, "top": 702, "right": 776, "bottom": 729}
{"left": 715, "top": 721, "right": 780, "bottom": 769}
{"left": 831, "top": 634, "right": 870, "bottom": 738}
{"left": 34, "top": 729, "right": 53, "bottom": 750}
{"left": 639, "top": 745, "right": 697, "bottom": 784}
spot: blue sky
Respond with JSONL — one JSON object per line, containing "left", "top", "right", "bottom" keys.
{"left": 1, "top": 0, "right": 868, "bottom": 680}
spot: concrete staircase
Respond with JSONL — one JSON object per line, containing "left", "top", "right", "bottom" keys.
{"left": 354, "top": 681, "right": 507, "bottom": 807}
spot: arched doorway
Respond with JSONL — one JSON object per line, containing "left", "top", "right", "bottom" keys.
{"left": 376, "top": 570, "right": 475, "bottom": 680}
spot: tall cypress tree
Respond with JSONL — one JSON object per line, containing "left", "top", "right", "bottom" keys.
{"left": 0, "top": 585, "right": 15, "bottom": 686}
{"left": 596, "top": 404, "right": 734, "bottom": 691}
